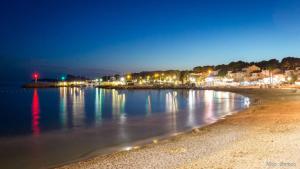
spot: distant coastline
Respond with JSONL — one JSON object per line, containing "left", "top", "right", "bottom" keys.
{"left": 21, "top": 57, "right": 300, "bottom": 90}
{"left": 22, "top": 82, "right": 299, "bottom": 90}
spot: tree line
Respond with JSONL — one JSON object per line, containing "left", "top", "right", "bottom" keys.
{"left": 193, "top": 57, "right": 300, "bottom": 76}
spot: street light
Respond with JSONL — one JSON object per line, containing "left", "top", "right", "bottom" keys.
{"left": 287, "top": 76, "right": 292, "bottom": 83}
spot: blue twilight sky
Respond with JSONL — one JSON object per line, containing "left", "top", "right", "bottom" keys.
{"left": 1, "top": 0, "right": 300, "bottom": 81}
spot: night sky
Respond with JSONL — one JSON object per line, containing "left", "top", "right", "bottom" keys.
{"left": 1, "top": 0, "right": 300, "bottom": 82}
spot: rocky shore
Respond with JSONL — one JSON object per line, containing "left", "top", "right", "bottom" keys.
{"left": 58, "top": 88, "right": 300, "bottom": 169}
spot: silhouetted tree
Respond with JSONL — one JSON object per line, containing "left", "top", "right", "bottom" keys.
{"left": 256, "top": 59, "right": 280, "bottom": 70}
{"left": 101, "top": 75, "right": 111, "bottom": 81}
{"left": 179, "top": 71, "right": 189, "bottom": 84}
{"left": 193, "top": 65, "right": 214, "bottom": 73}
{"left": 281, "top": 57, "right": 300, "bottom": 70}
{"left": 113, "top": 74, "right": 120, "bottom": 80}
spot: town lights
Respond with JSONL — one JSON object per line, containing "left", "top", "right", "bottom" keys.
{"left": 32, "top": 73, "right": 39, "bottom": 83}
{"left": 126, "top": 74, "right": 131, "bottom": 80}
{"left": 189, "top": 77, "right": 196, "bottom": 83}
{"left": 61, "top": 76, "right": 66, "bottom": 81}
{"left": 120, "top": 77, "right": 125, "bottom": 82}
{"left": 205, "top": 77, "right": 214, "bottom": 82}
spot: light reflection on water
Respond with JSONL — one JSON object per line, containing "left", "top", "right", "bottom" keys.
{"left": 95, "top": 88, "right": 103, "bottom": 124}
{"left": 31, "top": 89, "right": 40, "bottom": 136}
{"left": 26, "top": 88, "right": 251, "bottom": 137}
{"left": 146, "top": 95, "right": 152, "bottom": 115}
{"left": 187, "top": 90, "right": 195, "bottom": 126}
{"left": 72, "top": 88, "right": 85, "bottom": 127}
{"left": 59, "top": 87, "right": 67, "bottom": 127}
{"left": 111, "top": 89, "right": 126, "bottom": 119}
{"left": 165, "top": 91, "right": 178, "bottom": 113}
{"left": 0, "top": 88, "right": 250, "bottom": 169}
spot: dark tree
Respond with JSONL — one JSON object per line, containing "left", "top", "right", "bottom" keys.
{"left": 281, "top": 57, "right": 300, "bottom": 70}
{"left": 255, "top": 59, "right": 280, "bottom": 70}
{"left": 101, "top": 75, "right": 111, "bottom": 81}
{"left": 114, "top": 74, "right": 120, "bottom": 80}
{"left": 227, "top": 61, "right": 250, "bottom": 71}
{"left": 179, "top": 71, "right": 190, "bottom": 83}
{"left": 193, "top": 65, "right": 214, "bottom": 73}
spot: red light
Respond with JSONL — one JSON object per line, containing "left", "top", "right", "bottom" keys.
{"left": 32, "top": 73, "right": 39, "bottom": 81}
{"left": 32, "top": 89, "right": 40, "bottom": 136}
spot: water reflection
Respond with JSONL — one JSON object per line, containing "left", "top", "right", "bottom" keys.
{"left": 187, "top": 90, "right": 196, "bottom": 126}
{"left": 110, "top": 90, "right": 127, "bottom": 142}
{"left": 165, "top": 91, "right": 178, "bottom": 130}
{"left": 244, "top": 97, "right": 250, "bottom": 107}
{"left": 34, "top": 89, "right": 249, "bottom": 136}
{"left": 165, "top": 91, "right": 178, "bottom": 113}
{"left": 95, "top": 88, "right": 103, "bottom": 123}
{"left": 31, "top": 89, "right": 40, "bottom": 136}
{"left": 223, "top": 92, "right": 231, "bottom": 113}
{"left": 203, "top": 90, "right": 216, "bottom": 124}
{"left": 2, "top": 89, "right": 253, "bottom": 169}
{"left": 59, "top": 87, "right": 67, "bottom": 127}
{"left": 146, "top": 95, "right": 152, "bottom": 115}
{"left": 112, "top": 89, "right": 126, "bottom": 120}
{"left": 70, "top": 88, "right": 85, "bottom": 127}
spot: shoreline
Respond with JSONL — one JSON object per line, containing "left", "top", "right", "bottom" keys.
{"left": 58, "top": 88, "right": 300, "bottom": 169}
{"left": 47, "top": 88, "right": 251, "bottom": 169}
{"left": 52, "top": 95, "right": 249, "bottom": 169}
{"left": 22, "top": 81, "right": 300, "bottom": 91}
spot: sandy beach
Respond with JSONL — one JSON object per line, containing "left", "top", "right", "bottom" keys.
{"left": 59, "top": 88, "right": 300, "bottom": 169}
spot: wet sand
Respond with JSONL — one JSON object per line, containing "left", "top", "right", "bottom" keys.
{"left": 59, "top": 88, "right": 300, "bottom": 169}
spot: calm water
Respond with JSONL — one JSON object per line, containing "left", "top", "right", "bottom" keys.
{"left": 0, "top": 87, "right": 249, "bottom": 169}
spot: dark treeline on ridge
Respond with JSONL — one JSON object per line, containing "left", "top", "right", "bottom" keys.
{"left": 193, "top": 57, "right": 300, "bottom": 76}
{"left": 98, "top": 56, "right": 300, "bottom": 83}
